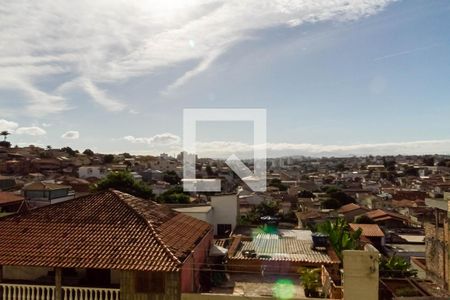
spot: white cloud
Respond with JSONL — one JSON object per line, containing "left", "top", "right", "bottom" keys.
{"left": 122, "top": 134, "right": 450, "bottom": 158}
{"left": 62, "top": 131, "right": 80, "bottom": 140}
{"left": 193, "top": 139, "right": 450, "bottom": 158}
{"left": 0, "top": 0, "right": 395, "bottom": 115}
{"left": 15, "top": 126, "right": 47, "bottom": 136}
{"left": 123, "top": 133, "right": 180, "bottom": 146}
{"left": 0, "top": 119, "right": 18, "bottom": 131}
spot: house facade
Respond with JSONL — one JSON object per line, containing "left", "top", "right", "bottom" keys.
{"left": 0, "top": 190, "right": 213, "bottom": 300}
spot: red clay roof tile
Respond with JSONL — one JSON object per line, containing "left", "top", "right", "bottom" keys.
{"left": 0, "top": 190, "right": 211, "bottom": 271}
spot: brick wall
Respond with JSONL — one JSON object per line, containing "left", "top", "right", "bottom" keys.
{"left": 424, "top": 221, "right": 449, "bottom": 289}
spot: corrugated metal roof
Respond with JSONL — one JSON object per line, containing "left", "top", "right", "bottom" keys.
{"left": 233, "top": 235, "right": 336, "bottom": 264}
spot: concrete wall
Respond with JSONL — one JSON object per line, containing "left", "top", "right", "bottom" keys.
{"left": 211, "top": 194, "right": 238, "bottom": 235}
{"left": 424, "top": 216, "right": 450, "bottom": 290}
{"left": 343, "top": 245, "right": 379, "bottom": 300}
{"left": 2, "top": 265, "right": 52, "bottom": 281}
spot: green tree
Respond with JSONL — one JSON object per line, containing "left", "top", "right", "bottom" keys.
{"left": 156, "top": 186, "right": 190, "bottom": 204}
{"left": 298, "top": 268, "right": 321, "bottom": 298}
{"left": 322, "top": 198, "right": 341, "bottom": 209}
{"left": 256, "top": 200, "right": 280, "bottom": 217}
{"left": 437, "top": 160, "right": 449, "bottom": 167}
{"left": 268, "top": 178, "right": 288, "bottom": 191}
{"left": 322, "top": 185, "right": 341, "bottom": 194}
{"left": 163, "top": 171, "right": 181, "bottom": 185}
{"left": 423, "top": 156, "right": 434, "bottom": 166}
{"left": 355, "top": 215, "right": 375, "bottom": 224}
{"left": 317, "top": 219, "right": 362, "bottom": 259}
{"left": 103, "top": 154, "right": 115, "bottom": 164}
{"left": 61, "top": 146, "right": 77, "bottom": 157}
{"left": 93, "top": 171, "right": 153, "bottom": 199}
{"left": 83, "top": 149, "right": 94, "bottom": 156}
{"left": 404, "top": 167, "right": 419, "bottom": 177}
{"left": 1, "top": 131, "right": 10, "bottom": 141}
{"left": 329, "top": 191, "right": 356, "bottom": 206}
{"left": 383, "top": 158, "right": 396, "bottom": 172}
{"left": 379, "top": 255, "right": 417, "bottom": 278}
{"left": 0, "top": 131, "right": 11, "bottom": 148}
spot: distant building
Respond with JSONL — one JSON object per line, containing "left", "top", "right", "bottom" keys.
{"left": 78, "top": 166, "right": 108, "bottom": 179}
{"left": 338, "top": 203, "right": 369, "bottom": 223}
{"left": 22, "top": 181, "right": 75, "bottom": 206}
{"left": 0, "top": 190, "right": 213, "bottom": 297}
{"left": 349, "top": 223, "right": 385, "bottom": 249}
{"left": 149, "top": 157, "right": 177, "bottom": 172}
{"left": 0, "top": 175, "right": 17, "bottom": 191}
{"left": 172, "top": 194, "right": 239, "bottom": 237}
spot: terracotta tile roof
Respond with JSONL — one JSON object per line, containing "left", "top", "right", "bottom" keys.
{"left": 366, "top": 209, "right": 409, "bottom": 222}
{"left": 0, "top": 190, "right": 211, "bottom": 271}
{"left": 349, "top": 223, "right": 385, "bottom": 237}
{"left": 0, "top": 192, "right": 24, "bottom": 205}
{"left": 391, "top": 199, "right": 418, "bottom": 208}
{"left": 338, "top": 203, "right": 368, "bottom": 214}
{"left": 296, "top": 210, "right": 323, "bottom": 220}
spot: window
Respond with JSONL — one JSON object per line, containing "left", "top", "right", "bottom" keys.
{"left": 135, "top": 271, "right": 165, "bottom": 293}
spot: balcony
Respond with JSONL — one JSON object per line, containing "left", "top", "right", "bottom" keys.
{"left": 0, "top": 283, "right": 120, "bottom": 300}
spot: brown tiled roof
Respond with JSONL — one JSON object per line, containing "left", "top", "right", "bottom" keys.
{"left": 338, "top": 203, "right": 368, "bottom": 214}
{"left": 366, "top": 209, "right": 409, "bottom": 222}
{"left": 391, "top": 199, "right": 418, "bottom": 208}
{"left": 0, "top": 190, "right": 211, "bottom": 271}
{"left": 0, "top": 192, "right": 24, "bottom": 205}
{"left": 349, "top": 223, "right": 384, "bottom": 237}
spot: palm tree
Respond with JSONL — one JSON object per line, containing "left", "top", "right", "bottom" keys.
{"left": 1, "top": 131, "right": 10, "bottom": 141}
{"left": 317, "top": 218, "right": 362, "bottom": 259}
{"left": 298, "top": 268, "right": 321, "bottom": 297}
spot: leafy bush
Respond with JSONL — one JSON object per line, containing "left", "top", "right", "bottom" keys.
{"left": 93, "top": 171, "right": 153, "bottom": 199}
{"left": 380, "top": 256, "right": 418, "bottom": 278}
{"left": 317, "top": 218, "right": 361, "bottom": 259}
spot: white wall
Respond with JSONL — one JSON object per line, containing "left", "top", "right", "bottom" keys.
{"left": 211, "top": 194, "right": 238, "bottom": 235}
{"left": 177, "top": 210, "right": 214, "bottom": 225}
{"left": 78, "top": 166, "right": 107, "bottom": 179}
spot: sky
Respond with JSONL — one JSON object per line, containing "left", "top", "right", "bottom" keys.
{"left": 0, "top": 0, "right": 450, "bottom": 158}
